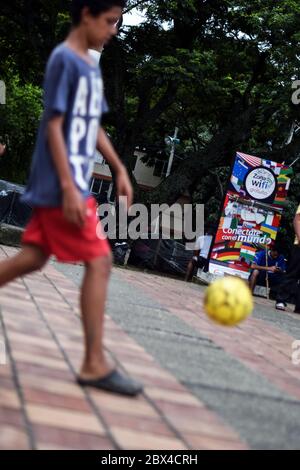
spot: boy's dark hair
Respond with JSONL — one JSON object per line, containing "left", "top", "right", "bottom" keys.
{"left": 71, "top": 0, "right": 127, "bottom": 26}
{"left": 271, "top": 244, "right": 280, "bottom": 253}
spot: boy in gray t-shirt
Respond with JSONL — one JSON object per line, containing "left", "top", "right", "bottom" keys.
{"left": 0, "top": 0, "right": 142, "bottom": 396}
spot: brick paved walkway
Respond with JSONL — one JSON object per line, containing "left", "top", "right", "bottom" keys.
{"left": 1, "top": 244, "right": 299, "bottom": 449}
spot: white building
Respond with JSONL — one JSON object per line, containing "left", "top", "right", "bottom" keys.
{"left": 90, "top": 150, "right": 166, "bottom": 202}
{"left": 90, "top": 151, "right": 190, "bottom": 239}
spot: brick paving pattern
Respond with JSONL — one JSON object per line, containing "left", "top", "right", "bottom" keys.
{"left": 1, "top": 245, "right": 300, "bottom": 449}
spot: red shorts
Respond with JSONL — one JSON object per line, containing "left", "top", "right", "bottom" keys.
{"left": 22, "top": 196, "right": 111, "bottom": 263}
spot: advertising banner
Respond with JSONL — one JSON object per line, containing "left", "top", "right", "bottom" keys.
{"left": 209, "top": 152, "right": 293, "bottom": 279}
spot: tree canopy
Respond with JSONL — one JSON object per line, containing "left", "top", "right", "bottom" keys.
{"left": 1, "top": 0, "right": 300, "bottom": 246}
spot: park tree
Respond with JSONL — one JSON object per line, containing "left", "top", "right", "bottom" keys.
{"left": 0, "top": 0, "right": 300, "bottom": 243}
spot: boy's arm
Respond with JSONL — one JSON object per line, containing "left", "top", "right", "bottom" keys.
{"left": 96, "top": 127, "right": 133, "bottom": 208}
{"left": 294, "top": 213, "right": 300, "bottom": 244}
{"left": 250, "top": 262, "right": 277, "bottom": 272}
{"left": 0, "top": 143, "right": 6, "bottom": 157}
{"left": 251, "top": 263, "right": 269, "bottom": 272}
{"left": 47, "top": 116, "right": 86, "bottom": 227}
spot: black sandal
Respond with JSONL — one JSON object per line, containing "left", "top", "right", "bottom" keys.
{"left": 77, "top": 370, "right": 143, "bottom": 397}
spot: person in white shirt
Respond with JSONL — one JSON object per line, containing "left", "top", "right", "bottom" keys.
{"left": 185, "top": 229, "right": 214, "bottom": 282}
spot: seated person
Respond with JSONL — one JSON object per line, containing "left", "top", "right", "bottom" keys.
{"left": 185, "top": 229, "right": 213, "bottom": 282}
{"left": 248, "top": 245, "right": 286, "bottom": 295}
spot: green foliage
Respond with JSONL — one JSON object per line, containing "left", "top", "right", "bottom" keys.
{"left": 0, "top": 69, "right": 43, "bottom": 183}
{"left": 1, "top": 0, "right": 300, "bottom": 244}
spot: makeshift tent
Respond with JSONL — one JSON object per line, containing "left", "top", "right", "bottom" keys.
{"left": 0, "top": 179, "right": 32, "bottom": 227}
{"left": 128, "top": 238, "right": 191, "bottom": 275}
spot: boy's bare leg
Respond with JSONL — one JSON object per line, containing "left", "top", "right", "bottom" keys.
{"left": 249, "top": 269, "right": 259, "bottom": 293}
{"left": 79, "top": 254, "right": 115, "bottom": 380}
{"left": 185, "top": 259, "right": 195, "bottom": 282}
{"left": 0, "top": 245, "right": 49, "bottom": 287}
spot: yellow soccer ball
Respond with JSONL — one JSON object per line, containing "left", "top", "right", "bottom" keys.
{"left": 204, "top": 276, "right": 253, "bottom": 326}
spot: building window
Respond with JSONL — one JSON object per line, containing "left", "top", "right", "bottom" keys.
{"left": 109, "top": 184, "right": 116, "bottom": 202}
{"left": 153, "top": 160, "right": 167, "bottom": 178}
{"left": 90, "top": 178, "right": 112, "bottom": 203}
{"left": 100, "top": 181, "right": 111, "bottom": 200}
{"left": 131, "top": 155, "right": 138, "bottom": 172}
{"left": 90, "top": 178, "right": 102, "bottom": 194}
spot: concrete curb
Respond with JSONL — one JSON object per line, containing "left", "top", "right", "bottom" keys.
{"left": 0, "top": 223, "right": 23, "bottom": 247}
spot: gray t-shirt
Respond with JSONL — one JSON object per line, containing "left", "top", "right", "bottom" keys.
{"left": 21, "top": 43, "right": 108, "bottom": 207}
